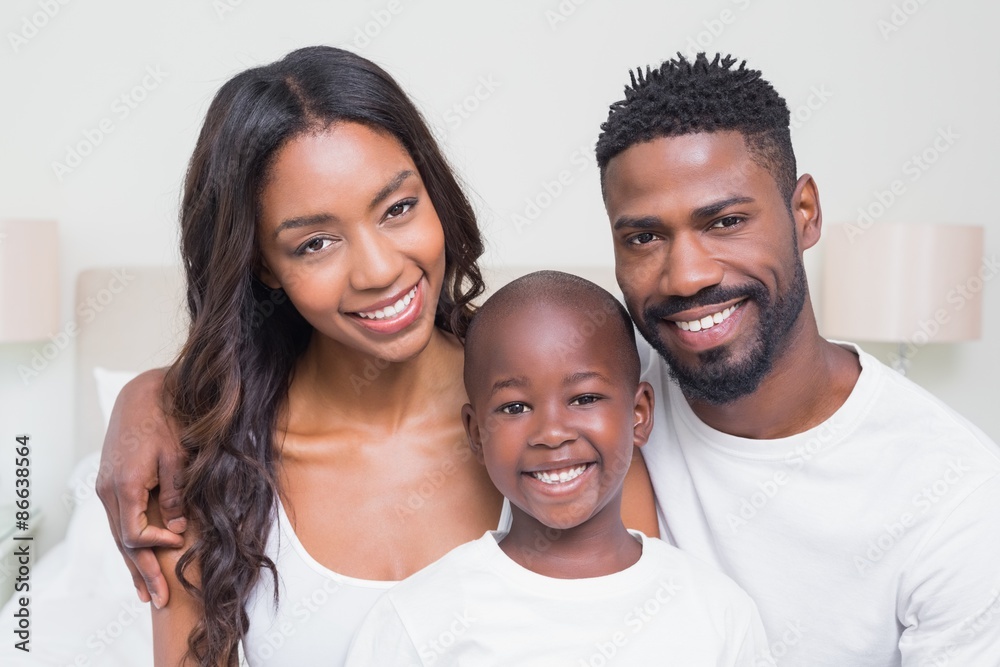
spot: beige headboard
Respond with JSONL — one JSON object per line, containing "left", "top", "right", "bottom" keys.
{"left": 74, "top": 267, "right": 187, "bottom": 462}
{"left": 72, "top": 263, "right": 619, "bottom": 463}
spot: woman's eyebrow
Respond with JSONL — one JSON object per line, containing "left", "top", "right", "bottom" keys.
{"left": 273, "top": 212, "right": 335, "bottom": 239}
{"left": 369, "top": 169, "right": 415, "bottom": 209}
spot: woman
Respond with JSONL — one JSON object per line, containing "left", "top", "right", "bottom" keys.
{"left": 98, "top": 46, "right": 657, "bottom": 665}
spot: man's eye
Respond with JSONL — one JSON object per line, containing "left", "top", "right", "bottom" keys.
{"left": 711, "top": 216, "right": 744, "bottom": 229}
{"left": 499, "top": 402, "right": 529, "bottom": 415}
{"left": 628, "top": 232, "right": 656, "bottom": 245}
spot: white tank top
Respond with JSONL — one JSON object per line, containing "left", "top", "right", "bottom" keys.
{"left": 242, "top": 498, "right": 512, "bottom": 665}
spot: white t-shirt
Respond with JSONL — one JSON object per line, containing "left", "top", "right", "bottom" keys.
{"left": 242, "top": 500, "right": 512, "bottom": 665}
{"left": 640, "top": 339, "right": 1000, "bottom": 666}
{"left": 344, "top": 530, "right": 772, "bottom": 666}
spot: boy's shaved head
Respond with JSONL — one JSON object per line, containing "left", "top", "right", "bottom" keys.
{"left": 464, "top": 271, "right": 640, "bottom": 398}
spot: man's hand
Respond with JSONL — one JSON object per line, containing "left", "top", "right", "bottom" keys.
{"left": 95, "top": 368, "right": 187, "bottom": 609}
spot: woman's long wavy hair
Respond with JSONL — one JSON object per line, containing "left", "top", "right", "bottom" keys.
{"left": 162, "top": 46, "right": 485, "bottom": 665}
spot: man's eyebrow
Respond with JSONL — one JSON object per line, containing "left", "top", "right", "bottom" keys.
{"left": 564, "top": 371, "right": 613, "bottom": 385}
{"left": 369, "top": 169, "right": 416, "bottom": 209}
{"left": 613, "top": 215, "right": 660, "bottom": 232}
{"left": 490, "top": 376, "right": 528, "bottom": 397}
{"left": 612, "top": 196, "right": 756, "bottom": 232}
{"left": 273, "top": 213, "right": 336, "bottom": 239}
{"left": 691, "top": 196, "right": 755, "bottom": 220}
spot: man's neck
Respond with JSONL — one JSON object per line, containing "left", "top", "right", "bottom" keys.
{"left": 686, "top": 315, "right": 862, "bottom": 440}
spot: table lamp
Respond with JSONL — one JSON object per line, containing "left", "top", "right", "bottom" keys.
{"left": 820, "top": 223, "right": 984, "bottom": 375}
{"left": 0, "top": 219, "right": 59, "bottom": 342}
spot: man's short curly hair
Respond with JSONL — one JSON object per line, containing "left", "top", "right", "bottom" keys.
{"left": 596, "top": 53, "right": 796, "bottom": 203}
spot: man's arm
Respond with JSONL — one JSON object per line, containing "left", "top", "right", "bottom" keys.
{"left": 95, "top": 368, "right": 187, "bottom": 608}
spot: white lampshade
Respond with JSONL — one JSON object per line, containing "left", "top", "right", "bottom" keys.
{"left": 0, "top": 219, "right": 60, "bottom": 342}
{"left": 821, "top": 223, "right": 984, "bottom": 344}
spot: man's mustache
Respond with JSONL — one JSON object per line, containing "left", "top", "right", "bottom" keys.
{"left": 644, "top": 283, "right": 767, "bottom": 320}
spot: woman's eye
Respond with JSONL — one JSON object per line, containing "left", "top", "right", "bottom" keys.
{"left": 386, "top": 199, "right": 416, "bottom": 218}
{"left": 298, "top": 237, "right": 333, "bottom": 255}
{"left": 628, "top": 232, "right": 656, "bottom": 246}
{"left": 711, "top": 216, "right": 744, "bottom": 229}
{"left": 499, "top": 402, "right": 529, "bottom": 415}
{"left": 571, "top": 395, "right": 601, "bottom": 406}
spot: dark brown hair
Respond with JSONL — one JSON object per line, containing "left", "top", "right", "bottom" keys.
{"left": 163, "top": 45, "right": 484, "bottom": 665}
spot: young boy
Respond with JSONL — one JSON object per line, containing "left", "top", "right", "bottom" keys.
{"left": 345, "top": 271, "right": 771, "bottom": 666}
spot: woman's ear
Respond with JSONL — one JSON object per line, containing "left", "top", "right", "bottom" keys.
{"left": 257, "top": 259, "right": 282, "bottom": 290}
{"left": 461, "top": 403, "right": 485, "bottom": 464}
{"left": 632, "top": 381, "right": 655, "bottom": 448}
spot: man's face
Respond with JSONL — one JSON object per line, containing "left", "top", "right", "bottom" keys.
{"left": 603, "top": 131, "right": 810, "bottom": 404}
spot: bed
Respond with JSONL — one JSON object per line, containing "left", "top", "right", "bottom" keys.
{"left": 0, "top": 263, "right": 618, "bottom": 666}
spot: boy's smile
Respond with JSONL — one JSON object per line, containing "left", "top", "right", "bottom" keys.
{"left": 463, "top": 299, "right": 653, "bottom": 535}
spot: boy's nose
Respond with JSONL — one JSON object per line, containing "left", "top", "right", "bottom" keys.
{"left": 527, "top": 404, "right": 577, "bottom": 449}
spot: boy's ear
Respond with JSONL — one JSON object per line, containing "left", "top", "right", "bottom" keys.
{"left": 461, "top": 403, "right": 485, "bottom": 464}
{"left": 632, "top": 381, "right": 655, "bottom": 448}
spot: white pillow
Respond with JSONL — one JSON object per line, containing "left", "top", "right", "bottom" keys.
{"left": 93, "top": 366, "right": 140, "bottom": 430}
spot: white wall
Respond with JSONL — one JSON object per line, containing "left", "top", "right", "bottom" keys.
{"left": 1, "top": 0, "right": 997, "bottom": 555}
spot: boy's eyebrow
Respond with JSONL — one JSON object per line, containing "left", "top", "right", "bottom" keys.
{"left": 490, "top": 376, "right": 528, "bottom": 397}
{"left": 564, "top": 371, "right": 613, "bottom": 385}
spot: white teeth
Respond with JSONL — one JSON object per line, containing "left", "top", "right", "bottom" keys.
{"left": 356, "top": 286, "right": 418, "bottom": 320}
{"left": 530, "top": 464, "right": 588, "bottom": 484}
{"left": 674, "top": 302, "right": 741, "bottom": 332}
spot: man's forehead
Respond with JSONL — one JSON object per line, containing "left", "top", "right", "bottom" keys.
{"left": 603, "top": 132, "right": 769, "bottom": 214}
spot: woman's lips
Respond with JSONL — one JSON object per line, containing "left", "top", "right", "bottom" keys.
{"left": 348, "top": 280, "right": 424, "bottom": 334}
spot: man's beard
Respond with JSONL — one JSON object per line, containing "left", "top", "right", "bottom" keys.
{"left": 635, "top": 255, "right": 808, "bottom": 405}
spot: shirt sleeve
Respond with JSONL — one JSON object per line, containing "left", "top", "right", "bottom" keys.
{"left": 344, "top": 594, "right": 424, "bottom": 667}
{"left": 732, "top": 598, "right": 775, "bottom": 667}
{"left": 897, "top": 474, "right": 1000, "bottom": 666}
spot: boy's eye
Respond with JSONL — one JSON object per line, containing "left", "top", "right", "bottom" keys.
{"left": 499, "top": 402, "right": 530, "bottom": 415}
{"left": 570, "top": 394, "right": 602, "bottom": 406}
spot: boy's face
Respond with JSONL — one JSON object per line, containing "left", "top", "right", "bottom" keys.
{"left": 462, "top": 301, "right": 653, "bottom": 531}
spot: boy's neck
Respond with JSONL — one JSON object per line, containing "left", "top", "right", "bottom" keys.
{"left": 498, "top": 503, "right": 641, "bottom": 579}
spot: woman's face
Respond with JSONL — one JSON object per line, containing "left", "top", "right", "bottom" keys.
{"left": 257, "top": 122, "right": 447, "bottom": 363}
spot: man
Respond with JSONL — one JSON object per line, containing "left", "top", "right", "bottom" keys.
{"left": 596, "top": 53, "right": 1000, "bottom": 665}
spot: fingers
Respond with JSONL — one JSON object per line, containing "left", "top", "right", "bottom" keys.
{"left": 130, "top": 546, "right": 170, "bottom": 610}
{"left": 157, "top": 426, "right": 188, "bottom": 534}
{"left": 119, "top": 484, "right": 186, "bottom": 550}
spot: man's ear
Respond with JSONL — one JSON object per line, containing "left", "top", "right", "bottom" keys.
{"left": 461, "top": 403, "right": 485, "bottom": 464}
{"left": 632, "top": 381, "right": 655, "bottom": 448}
{"left": 791, "top": 173, "right": 822, "bottom": 251}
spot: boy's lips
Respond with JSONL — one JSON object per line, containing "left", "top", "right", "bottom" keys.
{"left": 522, "top": 461, "right": 597, "bottom": 492}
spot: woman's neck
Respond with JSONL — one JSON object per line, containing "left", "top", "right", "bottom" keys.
{"left": 284, "top": 327, "right": 466, "bottom": 435}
